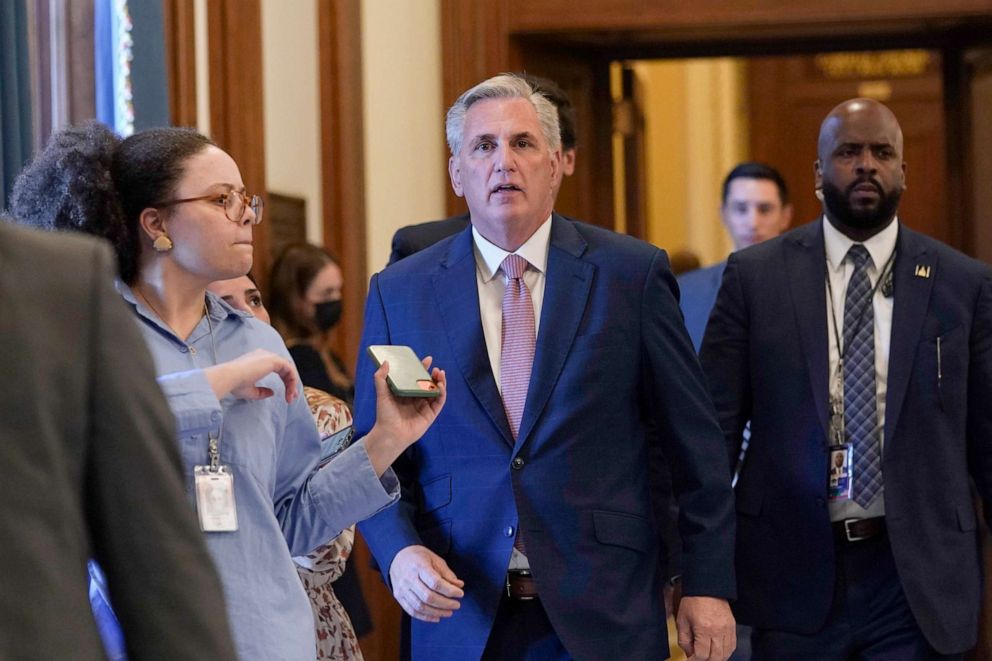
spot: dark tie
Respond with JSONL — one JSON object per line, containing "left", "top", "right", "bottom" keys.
{"left": 500, "top": 254, "right": 535, "bottom": 555}
{"left": 843, "top": 244, "right": 882, "bottom": 508}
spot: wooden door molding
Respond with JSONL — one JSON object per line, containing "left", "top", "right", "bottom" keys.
{"left": 317, "top": 0, "right": 367, "bottom": 375}
{"left": 162, "top": 0, "right": 197, "bottom": 127}
{"left": 206, "top": 0, "right": 270, "bottom": 280}
{"left": 442, "top": 0, "right": 992, "bottom": 246}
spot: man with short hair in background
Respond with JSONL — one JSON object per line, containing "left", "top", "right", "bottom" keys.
{"left": 678, "top": 162, "right": 792, "bottom": 351}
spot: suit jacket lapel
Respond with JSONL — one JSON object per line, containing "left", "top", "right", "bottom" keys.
{"left": 884, "top": 227, "right": 935, "bottom": 444}
{"left": 514, "top": 215, "right": 593, "bottom": 452}
{"left": 785, "top": 221, "right": 831, "bottom": 439}
{"left": 433, "top": 228, "right": 515, "bottom": 446}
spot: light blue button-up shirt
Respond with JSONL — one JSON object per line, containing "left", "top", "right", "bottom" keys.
{"left": 119, "top": 285, "right": 399, "bottom": 660}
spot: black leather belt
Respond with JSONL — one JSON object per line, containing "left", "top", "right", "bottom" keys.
{"left": 833, "top": 517, "right": 886, "bottom": 543}
{"left": 506, "top": 569, "right": 538, "bottom": 600}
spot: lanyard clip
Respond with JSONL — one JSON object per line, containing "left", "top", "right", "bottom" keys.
{"left": 208, "top": 435, "right": 221, "bottom": 471}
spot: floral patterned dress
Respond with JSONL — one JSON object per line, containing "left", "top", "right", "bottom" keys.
{"left": 295, "top": 387, "right": 364, "bottom": 660}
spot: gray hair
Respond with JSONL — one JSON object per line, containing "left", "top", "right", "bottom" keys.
{"left": 445, "top": 73, "right": 561, "bottom": 156}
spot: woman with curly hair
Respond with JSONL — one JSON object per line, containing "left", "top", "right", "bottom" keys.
{"left": 10, "top": 122, "right": 447, "bottom": 660}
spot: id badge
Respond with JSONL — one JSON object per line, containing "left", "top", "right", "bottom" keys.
{"left": 827, "top": 444, "right": 853, "bottom": 501}
{"left": 194, "top": 465, "right": 238, "bottom": 532}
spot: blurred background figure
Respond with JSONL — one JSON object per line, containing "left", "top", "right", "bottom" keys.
{"left": 269, "top": 244, "right": 356, "bottom": 406}
{"left": 209, "top": 273, "right": 367, "bottom": 660}
{"left": 208, "top": 274, "right": 270, "bottom": 323}
{"left": 668, "top": 249, "right": 702, "bottom": 275}
{"left": 678, "top": 161, "right": 792, "bottom": 351}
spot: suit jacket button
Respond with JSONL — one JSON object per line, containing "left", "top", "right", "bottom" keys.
{"left": 511, "top": 457, "right": 525, "bottom": 470}
{"left": 504, "top": 526, "right": 515, "bottom": 537}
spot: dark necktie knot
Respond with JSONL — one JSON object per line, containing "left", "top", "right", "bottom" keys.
{"left": 847, "top": 244, "right": 872, "bottom": 270}
{"left": 502, "top": 254, "right": 529, "bottom": 280}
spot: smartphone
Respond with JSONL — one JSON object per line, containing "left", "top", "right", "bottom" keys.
{"left": 366, "top": 345, "right": 440, "bottom": 398}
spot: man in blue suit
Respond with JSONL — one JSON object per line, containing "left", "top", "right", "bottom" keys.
{"left": 702, "top": 98, "right": 992, "bottom": 658}
{"left": 357, "top": 73, "right": 737, "bottom": 660}
{"left": 387, "top": 73, "right": 578, "bottom": 267}
{"left": 678, "top": 162, "right": 792, "bottom": 351}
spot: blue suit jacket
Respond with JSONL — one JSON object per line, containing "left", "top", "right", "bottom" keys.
{"left": 357, "top": 215, "right": 735, "bottom": 660}
{"left": 678, "top": 261, "right": 727, "bottom": 352}
{"left": 701, "top": 219, "right": 992, "bottom": 654}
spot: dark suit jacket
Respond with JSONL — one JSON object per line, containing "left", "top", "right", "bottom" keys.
{"left": 0, "top": 223, "right": 236, "bottom": 660}
{"left": 358, "top": 215, "right": 735, "bottom": 660}
{"left": 701, "top": 219, "right": 992, "bottom": 654}
{"left": 677, "top": 260, "right": 727, "bottom": 352}
{"left": 388, "top": 213, "right": 470, "bottom": 266}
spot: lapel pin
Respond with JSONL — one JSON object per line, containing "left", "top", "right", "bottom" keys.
{"left": 914, "top": 264, "right": 931, "bottom": 278}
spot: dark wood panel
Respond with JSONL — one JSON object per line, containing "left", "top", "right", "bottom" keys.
{"left": 507, "top": 0, "right": 992, "bottom": 33}
{"left": 510, "top": 41, "right": 617, "bottom": 229}
{"left": 162, "top": 0, "right": 197, "bottom": 127}
{"left": 747, "top": 53, "right": 949, "bottom": 245}
{"left": 207, "top": 0, "right": 270, "bottom": 281}
{"left": 315, "top": 3, "right": 395, "bottom": 659}
{"left": 316, "top": 0, "right": 367, "bottom": 386}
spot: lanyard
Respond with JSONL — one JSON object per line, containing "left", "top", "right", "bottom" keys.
{"left": 204, "top": 303, "right": 224, "bottom": 471}
{"left": 824, "top": 246, "right": 895, "bottom": 440}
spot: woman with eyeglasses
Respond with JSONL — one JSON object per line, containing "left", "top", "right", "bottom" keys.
{"left": 10, "top": 122, "right": 446, "bottom": 660}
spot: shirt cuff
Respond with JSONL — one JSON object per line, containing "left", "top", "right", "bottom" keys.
{"left": 308, "top": 438, "right": 400, "bottom": 531}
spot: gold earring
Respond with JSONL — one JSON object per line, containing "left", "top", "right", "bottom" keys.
{"left": 153, "top": 235, "right": 174, "bottom": 252}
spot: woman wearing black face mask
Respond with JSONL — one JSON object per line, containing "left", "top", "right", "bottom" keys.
{"left": 269, "top": 243, "right": 354, "bottom": 406}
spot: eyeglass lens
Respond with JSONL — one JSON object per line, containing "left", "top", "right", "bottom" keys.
{"left": 225, "top": 193, "right": 263, "bottom": 224}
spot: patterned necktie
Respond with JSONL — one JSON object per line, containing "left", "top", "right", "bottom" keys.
{"left": 843, "top": 244, "right": 882, "bottom": 508}
{"left": 500, "top": 254, "right": 535, "bottom": 556}
{"left": 500, "top": 254, "right": 536, "bottom": 439}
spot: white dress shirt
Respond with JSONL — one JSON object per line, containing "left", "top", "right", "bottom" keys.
{"left": 823, "top": 215, "right": 898, "bottom": 522}
{"left": 472, "top": 215, "right": 552, "bottom": 569}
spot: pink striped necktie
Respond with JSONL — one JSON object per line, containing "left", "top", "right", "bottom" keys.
{"left": 500, "top": 254, "right": 535, "bottom": 556}
{"left": 500, "top": 254, "right": 535, "bottom": 440}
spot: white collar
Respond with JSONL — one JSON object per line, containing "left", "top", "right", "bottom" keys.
{"left": 822, "top": 214, "right": 899, "bottom": 272}
{"left": 472, "top": 215, "right": 553, "bottom": 283}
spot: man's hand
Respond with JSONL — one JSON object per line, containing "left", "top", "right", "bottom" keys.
{"left": 389, "top": 545, "right": 464, "bottom": 623}
{"left": 676, "top": 596, "right": 736, "bottom": 661}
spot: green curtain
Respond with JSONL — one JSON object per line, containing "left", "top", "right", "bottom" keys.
{"left": 0, "top": 0, "right": 33, "bottom": 212}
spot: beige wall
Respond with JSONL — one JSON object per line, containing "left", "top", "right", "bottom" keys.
{"left": 632, "top": 58, "right": 747, "bottom": 267}
{"left": 261, "top": 0, "right": 323, "bottom": 243}
{"left": 248, "top": 0, "right": 448, "bottom": 268}
{"left": 361, "top": 0, "right": 446, "bottom": 275}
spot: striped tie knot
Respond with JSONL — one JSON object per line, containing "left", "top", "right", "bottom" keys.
{"left": 502, "top": 253, "right": 529, "bottom": 280}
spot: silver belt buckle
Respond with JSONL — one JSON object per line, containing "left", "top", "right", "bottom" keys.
{"left": 844, "top": 518, "right": 869, "bottom": 542}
